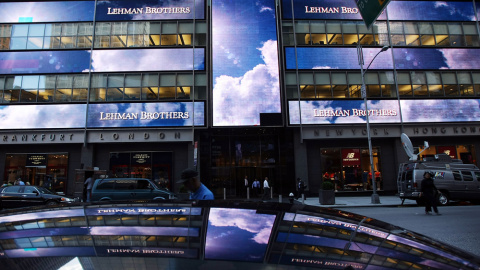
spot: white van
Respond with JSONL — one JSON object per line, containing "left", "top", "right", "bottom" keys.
{"left": 397, "top": 154, "right": 480, "bottom": 205}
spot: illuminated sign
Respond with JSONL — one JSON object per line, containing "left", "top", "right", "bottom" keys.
{"left": 212, "top": 0, "right": 281, "bottom": 126}
{"left": 342, "top": 149, "right": 360, "bottom": 167}
{"left": 96, "top": 0, "right": 205, "bottom": 21}
{"left": 0, "top": 209, "right": 85, "bottom": 224}
{"left": 5, "top": 247, "right": 95, "bottom": 258}
{"left": 283, "top": 0, "right": 475, "bottom": 21}
{"left": 89, "top": 226, "right": 199, "bottom": 237}
{"left": 87, "top": 102, "right": 205, "bottom": 128}
{"left": 289, "top": 99, "right": 480, "bottom": 125}
{"left": 26, "top": 154, "right": 47, "bottom": 167}
{"left": 289, "top": 100, "right": 401, "bottom": 125}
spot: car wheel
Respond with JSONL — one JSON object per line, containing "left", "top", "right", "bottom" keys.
{"left": 46, "top": 200, "right": 58, "bottom": 206}
{"left": 437, "top": 192, "right": 449, "bottom": 206}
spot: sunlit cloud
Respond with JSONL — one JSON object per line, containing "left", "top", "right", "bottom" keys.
{"left": 213, "top": 40, "right": 280, "bottom": 126}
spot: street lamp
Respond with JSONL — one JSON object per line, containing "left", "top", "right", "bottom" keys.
{"left": 357, "top": 44, "right": 389, "bottom": 204}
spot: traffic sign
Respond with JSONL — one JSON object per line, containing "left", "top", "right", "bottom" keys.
{"left": 355, "top": 0, "right": 391, "bottom": 29}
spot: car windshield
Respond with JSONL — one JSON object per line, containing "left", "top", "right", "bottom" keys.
{"left": 36, "top": 187, "right": 55, "bottom": 194}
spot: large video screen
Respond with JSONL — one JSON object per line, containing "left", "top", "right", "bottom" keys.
{"left": 0, "top": 104, "right": 86, "bottom": 129}
{"left": 0, "top": 49, "right": 204, "bottom": 74}
{"left": 90, "top": 48, "right": 205, "bottom": 72}
{"left": 96, "top": 0, "right": 205, "bottom": 21}
{"left": 288, "top": 100, "right": 400, "bottom": 125}
{"left": 287, "top": 48, "right": 480, "bottom": 70}
{"left": 289, "top": 99, "right": 480, "bottom": 125}
{"left": 212, "top": 0, "right": 281, "bottom": 126}
{"left": 205, "top": 208, "right": 276, "bottom": 262}
{"left": 0, "top": 1, "right": 94, "bottom": 23}
{"left": 283, "top": 0, "right": 475, "bottom": 21}
{"left": 0, "top": 51, "right": 91, "bottom": 74}
{"left": 87, "top": 102, "right": 205, "bottom": 128}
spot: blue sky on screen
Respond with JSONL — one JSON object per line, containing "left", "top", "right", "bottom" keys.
{"left": 212, "top": 0, "right": 281, "bottom": 126}
{"left": 0, "top": 104, "right": 86, "bottom": 129}
{"left": 205, "top": 208, "right": 275, "bottom": 262}
{"left": 0, "top": 1, "right": 94, "bottom": 23}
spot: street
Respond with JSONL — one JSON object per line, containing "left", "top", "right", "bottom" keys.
{"left": 336, "top": 204, "right": 480, "bottom": 257}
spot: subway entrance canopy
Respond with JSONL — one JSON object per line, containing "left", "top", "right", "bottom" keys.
{"left": 0, "top": 201, "right": 479, "bottom": 269}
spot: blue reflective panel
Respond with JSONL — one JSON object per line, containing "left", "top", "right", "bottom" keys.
{"left": 21, "top": 75, "right": 39, "bottom": 89}
{"left": 5, "top": 247, "right": 96, "bottom": 258}
{"left": 11, "top": 25, "right": 28, "bottom": 37}
{"left": 212, "top": 0, "right": 281, "bottom": 126}
{"left": 0, "top": 1, "right": 95, "bottom": 23}
{"left": 95, "top": 0, "right": 205, "bottom": 21}
{"left": 28, "top": 24, "right": 45, "bottom": 37}
{"left": 10, "top": 37, "right": 27, "bottom": 50}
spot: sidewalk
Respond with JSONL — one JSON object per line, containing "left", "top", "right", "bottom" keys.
{"left": 298, "top": 195, "right": 417, "bottom": 208}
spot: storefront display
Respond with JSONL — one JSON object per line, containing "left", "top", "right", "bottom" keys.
{"left": 4, "top": 153, "right": 68, "bottom": 193}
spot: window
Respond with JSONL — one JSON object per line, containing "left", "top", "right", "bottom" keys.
{"left": 3, "top": 186, "right": 22, "bottom": 193}
{"left": 452, "top": 171, "right": 462, "bottom": 181}
{"left": 95, "top": 180, "right": 115, "bottom": 190}
{"left": 461, "top": 171, "right": 473, "bottom": 181}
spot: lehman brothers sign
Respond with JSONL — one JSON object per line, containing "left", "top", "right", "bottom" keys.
{"left": 106, "top": 6, "right": 191, "bottom": 15}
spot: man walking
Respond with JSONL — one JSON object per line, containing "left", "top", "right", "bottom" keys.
{"left": 262, "top": 177, "right": 270, "bottom": 200}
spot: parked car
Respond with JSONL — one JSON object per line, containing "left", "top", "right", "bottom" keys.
{"left": 0, "top": 185, "right": 77, "bottom": 209}
{"left": 398, "top": 154, "right": 480, "bottom": 205}
{"left": 91, "top": 178, "right": 175, "bottom": 202}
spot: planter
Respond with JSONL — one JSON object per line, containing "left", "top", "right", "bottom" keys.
{"left": 319, "top": 189, "right": 335, "bottom": 205}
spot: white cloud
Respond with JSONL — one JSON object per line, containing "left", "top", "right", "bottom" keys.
{"left": 213, "top": 40, "right": 281, "bottom": 126}
{"left": 313, "top": 66, "right": 337, "bottom": 70}
{"left": 0, "top": 104, "right": 85, "bottom": 129}
{"left": 209, "top": 208, "right": 275, "bottom": 244}
{"left": 439, "top": 49, "right": 480, "bottom": 70}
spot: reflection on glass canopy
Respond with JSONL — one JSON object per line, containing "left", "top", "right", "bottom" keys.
{"left": 0, "top": 203, "right": 479, "bottom": 270}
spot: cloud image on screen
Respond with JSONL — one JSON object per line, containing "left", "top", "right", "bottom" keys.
{"left": 212, "top": 0, "right": 281, "bottom": 126}
{"left": 205, "top": 208, "right": 276, "bottom": 262}
{"left": 0, "top": 104, "right": 86, "bottom": 129}
{"left": 89, "top": 48, "right": 204, "bottom": 72}
{"left": 0, "top": 1, "right": 94, "bottom": 23}
{"left": 400, "top": 99, "right": 480, "bottom": 123}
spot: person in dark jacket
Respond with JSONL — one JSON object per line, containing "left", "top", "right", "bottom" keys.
{"left": 421, "top": 171, "right": 441, "bottom": 215}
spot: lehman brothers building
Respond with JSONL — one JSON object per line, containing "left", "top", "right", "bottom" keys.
{"left": 1, "top": 0, "right": 480, "bottom": 197}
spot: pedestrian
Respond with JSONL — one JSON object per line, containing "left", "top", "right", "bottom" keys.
{"left": 244, "top": 175, "right": 249, "bottom": 197}
{"left": 15, "top": 178, "right": 25, "bottom": 185}
{"left": 262, "top": 177, "right": 270, "bottom": 200}
{"left": 421, "top": 171, "right": 441, "bottom": 215}
{"left": 177, "top": 168, "right": 214, "bottom": 200}
{"left": 252, "top": 178, "right": 260, "bottom": 197}
{"left": 297, "top": 178, "right": 306, "bottom": 199}
{"left": 84, "top": 174, "right": 93, "bottom": 202}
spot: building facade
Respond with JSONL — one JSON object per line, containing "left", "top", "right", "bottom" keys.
{"left": 0, "top": 0, "right": 480, "bottom": 197}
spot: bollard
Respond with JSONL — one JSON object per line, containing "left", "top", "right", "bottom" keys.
{"left": 301, "top": 194, "right": 305, "bottom": 204}
{"left": 270, "top": 187, "right": 273, "bottom": 199}
{"left": 224, "top": 188, "right": 226, "bottom": 200}
{"left": 247, "top": 187, "right": 250, "bottom": 200}
{"left": 279, "top": 194, "right": 282, "bottom": 203}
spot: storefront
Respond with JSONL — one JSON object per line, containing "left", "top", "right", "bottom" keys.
{"left": 4, "top": 153, "right": 68, "bottom": 193}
